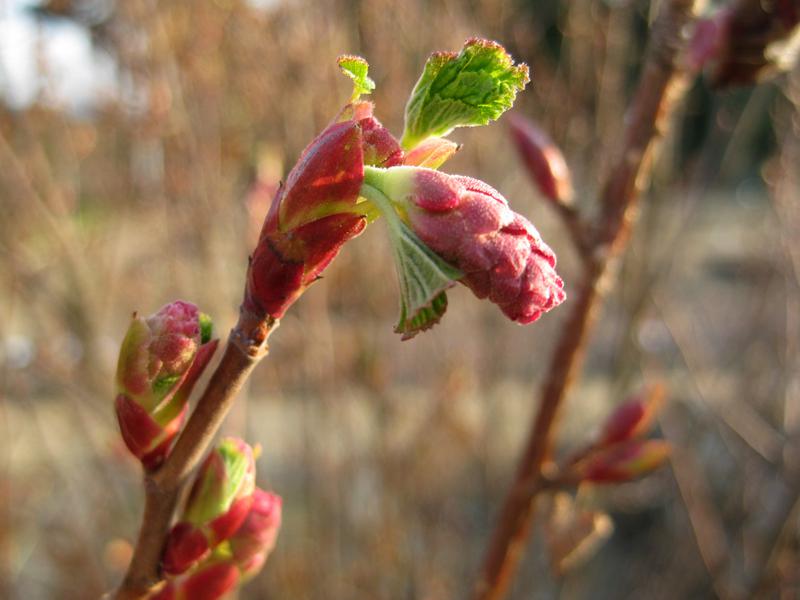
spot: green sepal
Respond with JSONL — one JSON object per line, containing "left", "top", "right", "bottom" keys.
{"left": 360, "top": 180, "right": 463, "bottom": 339}
{"left": 338, "top": 55, "right": 375, "bottom": 101}
{"left": 401, "top": 38, "right": 529, "bottom": 149}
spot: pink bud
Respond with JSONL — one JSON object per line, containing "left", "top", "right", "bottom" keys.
{"left": 579, "top": 440, "right": 671, "bottom": 484}
{"left": 597, "top": 384, "right": 665, "bottom": 447}
{"left": 115, "top": 302, "right": 217, "bottom": 469}
{"left": 229, "top": 489, "right": 282, "bottom": 579}
{"left": 508, "top": 114, "right": 573, "bottom": 205}
{"left": 384, "top": 168, "right": 566, "bottom": 323}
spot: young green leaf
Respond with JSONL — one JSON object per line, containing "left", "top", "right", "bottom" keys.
{"left": 360, "top": 182, "right": 463, "bottom": 339}
{"left": 338, "top": 55, "right": 376, "bottom": 101}
{"left": 401, "top": 38, "right": 529, "bottom": 149}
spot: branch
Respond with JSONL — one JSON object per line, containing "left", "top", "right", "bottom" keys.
{"left": 473, "top": 2, "right": 698, "bottom": 598}
{"left": 114, "top": 309, "right": 277, "bottom": 600}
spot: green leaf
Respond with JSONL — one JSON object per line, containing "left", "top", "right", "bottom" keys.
{"left": 401, "top": 38, "right": 529, "bottom": 149}
{"left": 338, "top": 55, "right": 375, "bottom": 101}
{"left": 360, "top": 182, "right": 462, "bottom": 339}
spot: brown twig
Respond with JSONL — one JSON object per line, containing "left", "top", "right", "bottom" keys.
{"left": 114, "top": 309, "right": 277, "bottom": 600}
{"left": 473, "top": 2, "right": 698, "bottom": 598}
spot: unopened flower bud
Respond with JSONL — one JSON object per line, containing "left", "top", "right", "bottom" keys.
{"left": 163, "top": 438, "right": 257, "bottom": 575}
{"left": 229, "top": 488, "right": 282, "bottom": 580}
{"left": 578, "top": 440, "right": 671, "bottom": 484}
{"left": 115, "top": 301, "right": 217, "bottom": 469}
{"left": 367, "top": 166, "right": 566, "bottom": 324}
{"left": 244, "top": 121, "right": 369, "bottom": 319}
{"left": 508, "top": 114, "right": 573, "bottom": 205}
{"left": 597, "top": 384, "right": 665, "bottom": 447}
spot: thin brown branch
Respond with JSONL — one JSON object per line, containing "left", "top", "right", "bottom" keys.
{"left": 473, "top": 2, "right": 698, "bottom": 599}
{"left": 113, "top": 309, "right": 276, "bottom": 600}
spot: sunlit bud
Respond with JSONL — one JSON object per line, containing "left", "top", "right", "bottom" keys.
{"left": 114, "top": 302, "right": 217, "bottom": 469}
{"left": 508, "top": 114, "right": 573, "bottom": 205}
{"left": 369, "top": 166, "right": 566, "bottom": 324}
{"left": 579, "top": 440, "right": 671, "bottom": 483}
{"left": 244, "top": 121, "right": 368, "bottom": 319}
{"left": 162, "top": 438, "right": 257, "bottom": 575}
{"left": 597, "top": 383, "right": 665, "bottom": 447}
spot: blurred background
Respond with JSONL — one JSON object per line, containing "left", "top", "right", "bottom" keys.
{"left": 1, "top": 0, "right": 799, "bottom": 598}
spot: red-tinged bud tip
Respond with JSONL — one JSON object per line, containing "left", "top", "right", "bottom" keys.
{"left": 598, "top": 384, "right": 666, "bottom": 447}
{"left": 162, "top": 523, "right": 210, "bottom": 576}
{"left": 230, "top": 489, "right": 283, "bottom": 578}
{"left": 392, "top": 168, "right": 566, "bottom": 323}
{"left": 580, "top": 440, "right": 671, "bottom": 484}
{"left": 508, "top": 114, "right": 573, "bottom": 205}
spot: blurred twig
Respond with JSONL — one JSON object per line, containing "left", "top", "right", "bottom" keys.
{"left": 473, "top": 1, "right": 698, "bottom": 598}
{"left": 659, "top": 406, "right": 733, "bottom": 598}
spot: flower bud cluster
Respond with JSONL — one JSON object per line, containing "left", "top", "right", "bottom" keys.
{"left": 152, "top": 438, "right": 282, "bottom": 600}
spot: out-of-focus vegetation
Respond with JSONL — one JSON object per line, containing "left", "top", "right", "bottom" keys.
{"left": 1, "top": 0, "right": 799, "bottom": 598}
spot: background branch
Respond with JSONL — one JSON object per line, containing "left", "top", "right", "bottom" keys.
{"left": 473, "top": 1, "right": 698, "bottom": 598}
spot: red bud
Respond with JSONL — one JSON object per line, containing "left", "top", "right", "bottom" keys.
{"left": 598, "top": 383, "right": 665, "bottom": 447}
{"left": 508, "top": 114, "right": 573, "bottom": 205}
{"left": 579, "top": 440, "right": 671, "bottom": 483}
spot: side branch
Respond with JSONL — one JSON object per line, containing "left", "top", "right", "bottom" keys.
{"left": 473, "top": 1, "right": 697, "bottom": 599}
{"left": 114, "top": 310, "right": 276, "bottom": 600}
